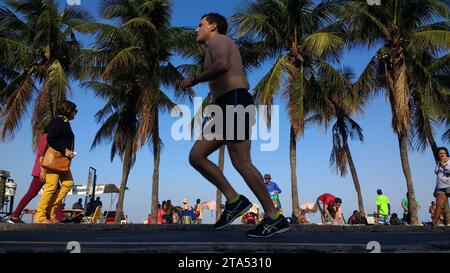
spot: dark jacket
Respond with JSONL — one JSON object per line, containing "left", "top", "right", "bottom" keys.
{"left": 46, "top": 116, "right": 75, "bottom": 154}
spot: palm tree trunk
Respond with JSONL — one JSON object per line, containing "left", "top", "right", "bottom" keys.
{"left": 343, "top": 142, "right": 365, "bottom": 216}
{"left": 385, "top": 52, "right": 418, "bottom": 224}
{"left": 428, "top": 134, "right": 439, "bottom": 163}
{"left": 151, "top": 114, "right": 160, "bottom": 224}
{"left": 216, "top": 146, "right": 225, "bottom": 221}
{"left": 115, "top": 140, "right": 133, "bottom": 223}
{"left": 398, "top": 133, "right": 419, "bottom": 225}
{"left": 290, "top": 126, "right": 300, "bottom": 217}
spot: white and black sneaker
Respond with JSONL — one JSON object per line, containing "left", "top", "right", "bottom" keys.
{"left": 213, "top": 195, "right": 252, "bottom": 230}
{"left": 247, "top": 215, "right": 290, "bottom": 238}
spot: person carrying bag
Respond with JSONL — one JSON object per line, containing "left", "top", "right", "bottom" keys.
{"left": 41, "top": 146, "right": 71, "bottom": 172}
{"left": 36, "top": 100, "right": 78, "bottom": 224}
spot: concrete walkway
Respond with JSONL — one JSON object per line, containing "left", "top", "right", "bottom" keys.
{"left": 1, "top": 224, "right": 449, "bottom": 253}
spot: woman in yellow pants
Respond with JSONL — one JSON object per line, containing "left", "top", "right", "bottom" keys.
{"left": 36, "top": 100, "right": 77, "bottom": 224}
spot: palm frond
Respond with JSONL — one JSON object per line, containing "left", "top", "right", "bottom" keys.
{"left": 47, "top": 59, "right": 70, "bottom": 104}
{"left": 138, "top": 0, "right": 171, "bottom": 30}
{"left": 101, "top": 1, "right": 132, "bottom": 19}
{"left": 103, "top": 46, "right": 144, "bottom": 80}
{"left": 286, "top": 67, "right": 306, "bottom": 138}
{"left": 236, "top": 39, "right": 271, "bottom": 72}
{"left": 0, "top": 38, "right": 31, "bottom": 66}
{"left": 158, "top": 90, "right": 177, "bottom": 113}
{"left": 0, "top": 6, "right": 32, "bottom": 41}
{"left": 411, "top": 97, "right": 438, "bottom": 153}
{"left": 302, "top": 32, "right": 344, "bottom": 59}
{"left": 354, "top": 55, "right": 383, "bottom": 96}
{"left": 316, "top": 60, "right": 352, "bottom": 91}
{"left": 95, "top": 100, "right": 119, "bottom": 124}
{"left": 344, "top": 116, "right": 364, "bottom": 142}
{"left": 122, "top": 17, "right": 157, "bottom": 33}
{"left": 312, "top": 0, "right": 343, "bottom": 25}
{"left": 342, "top": 1, "right": 390, "bottom": 39}
{"left": 74, "top": 23, "right": 138, "bottom": 45}
{"left": 330, "top": 121, "right": 347, "bottom": 177}
{"left": 230, "top": 0, "right": 283, "bottom": 45}
{"left": 252, "top": 55, "right": 291, "bottom": 127}
{"left": 431, "top": 1, "right": 450, "bottom": 20}
{"left": 0, "top": 71, "right": 35, "bottom": 139}
{"left": 165, "top": 27, "right": 203, "bottom": 60}
{"left": 177, "top": 64, "right": 203, "bottom": 77}
{"left": 411, "top": 30, "right": 450, "bottom": 52}
{"left": 253, "top": 55, "right": 290, "bottom": 104}
{"left": 61, "top": 5, "right": 92, "bottom": 26}
{"left": 160, "top": 62, "right": 194, "bottom": 102}
{"left": 427, "top": 52, "right": 450, "bottom": 73}
{"left": 91, "top": 111, "right": 119, "bottom": 150}
{"left": 31, "top": 84, "right": 57, "bottom": 149}
{"left": 81, "top": 80, "right": 122, "bottom": 101}
{"left": 73, "top": 48, "right": 109, "bottom": 80}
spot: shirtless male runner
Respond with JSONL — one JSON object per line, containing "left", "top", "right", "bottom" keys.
{"left": 180, "top": 13, "right": 290, "bottom": 237}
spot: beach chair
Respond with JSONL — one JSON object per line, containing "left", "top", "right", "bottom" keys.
{"left": 82, "top": 206, "right": 102, "bottom": 224}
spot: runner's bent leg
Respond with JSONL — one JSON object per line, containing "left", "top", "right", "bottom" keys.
{"left": 227, "top": 140, "right": 277, "bottom": 219}
{"left": 189, "top": 138, "right": 238, "bottom": 200}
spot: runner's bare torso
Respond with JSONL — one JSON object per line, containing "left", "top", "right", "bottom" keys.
{"left": 204, "top": 34, "right": 249, "bottom": 101}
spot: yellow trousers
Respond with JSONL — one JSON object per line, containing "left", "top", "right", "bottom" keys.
{"left": 36, "top": 170, "right": 74, "bottom": 222}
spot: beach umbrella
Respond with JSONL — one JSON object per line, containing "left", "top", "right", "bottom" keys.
{"left": 201, "top": 200, "right": 217, "bottom": 217}
{"left": 299, "top": 203, "right": 318, "bottom": 213}
{"left": 201, "top": 200, "right": 216, "bottom": 210}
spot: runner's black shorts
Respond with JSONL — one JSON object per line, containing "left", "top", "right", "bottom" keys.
{"left": 203, "top": 88, "right": 256, "bottom": 142}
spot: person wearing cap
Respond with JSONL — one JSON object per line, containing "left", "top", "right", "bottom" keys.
{"left": 375, "top": 189, "right": 390, "bottom": 224}
{"left": 263, "top": 174, "right": 283, "bottom": 214}
{"left": 181, "top": 198, "right": 196, "bottom": 224}
{"left": 182, "top": 198, "right": 191, "bottom": 210}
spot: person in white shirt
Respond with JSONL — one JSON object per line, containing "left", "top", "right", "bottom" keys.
{"left": 432, "top": 147, "right": 450, "bottom": 226}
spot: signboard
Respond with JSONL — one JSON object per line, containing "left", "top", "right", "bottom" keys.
{"left": 39, "top": 184, "right": 120, "bottom": 195}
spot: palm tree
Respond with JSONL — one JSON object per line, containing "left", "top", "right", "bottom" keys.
{"left": 0, "top": 0, "right": 90, "bottom": 147}
{"left": 309, "top": 66, "right": 367, "bottom": 216}
{"left": 342, "top": 0, "right": 450, "bottom": 225}
{"left": 231, "top": 0, "right": 344, "bottom": 216}
{"left": 84, "top": 80, "right": 142, "bottom": 223}
{"left": 75, "top": 0, "right": 195, "bottom": 223}
{"left": 330, "top": 105, "right": 366, "bottom": 216}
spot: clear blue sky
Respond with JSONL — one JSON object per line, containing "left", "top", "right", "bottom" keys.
{"left": 0, "top": 0, "right": 446, "bottom": 224}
